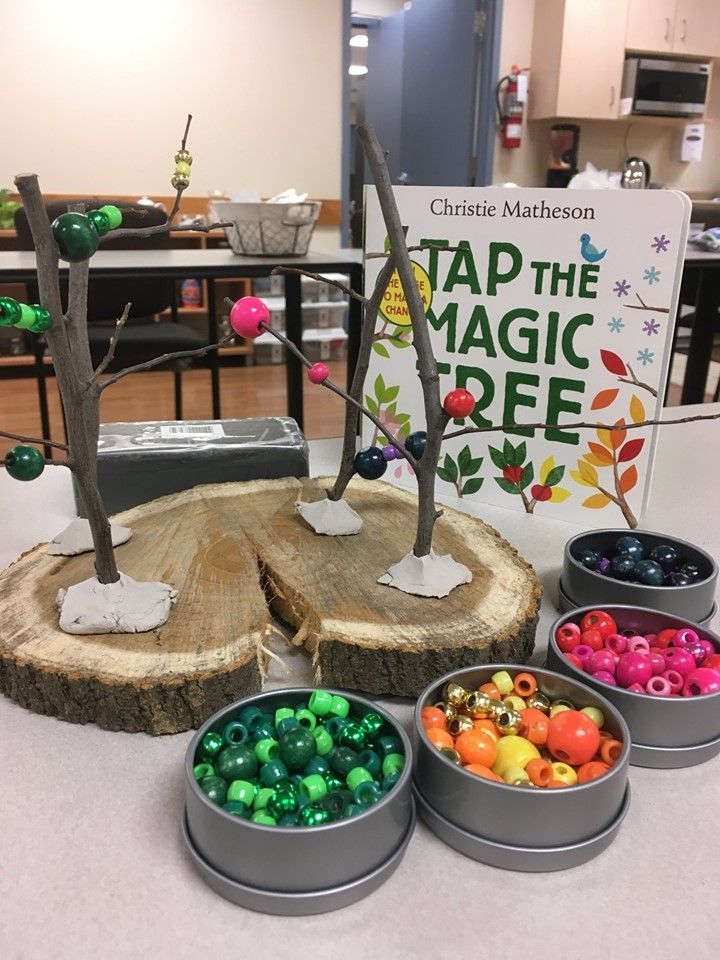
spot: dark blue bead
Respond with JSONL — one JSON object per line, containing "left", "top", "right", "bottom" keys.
{"left": 667, "top": 571, "right": 693, "bottom": 586}
{"left": 679, "top": 563, "right": 703, "bottom": 582}
{"left": 576, "top": 548, "right": 601, "bottom": 571}
{"left": 614, "top": 536, "right": 645, "bottom": 562}
{"left": 610, "top": 555, "right": 636, "bottom": 581}
{"left": 633, "top": 559, "right": 664, "bottom": 586}
{"left": 354, "top": 446, "right": 387, "bottom": 480}
{"left": 649, "top": 544, "right": 681, "bottom": 573}
{"left": 405, "top": 431, "right": 427, "bottom": 460}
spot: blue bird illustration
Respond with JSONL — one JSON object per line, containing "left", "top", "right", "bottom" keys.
{"left": 580, "top": 233, "right": 607, "bottom": 263}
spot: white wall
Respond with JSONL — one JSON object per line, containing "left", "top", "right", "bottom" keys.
{"left": 1, "top": 0, "right": 343, "bottom": 200}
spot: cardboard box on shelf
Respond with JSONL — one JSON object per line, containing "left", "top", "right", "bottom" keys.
{"left": 301, "top": 272, "right": 350, "bottom": 303}
{"left": 302, "top": 327, "right": 348, "bottom": 362}
{"left": 253, "top": 331, "right": 286, "bottom": 365}
{"left": 252, "top": 275, "right": 285, "bottom": 297}
{"left": 303, "top": 302, "right": 348, "bottom": 330}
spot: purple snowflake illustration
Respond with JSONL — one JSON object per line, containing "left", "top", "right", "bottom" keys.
{"left": 651, "top": 234, "right": 670, "bottom": 253}
{"left": 642, "top": 318, "right": 661, "bottom": 336}
{"left": 613, "top": 279, "right": 631, "bottom": 297}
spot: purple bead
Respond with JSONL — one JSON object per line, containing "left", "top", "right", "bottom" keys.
{"left": 661, "top": 647, "right": 696, "bottom": 677}
{"left": 671, "top": 627, "right": 699, "bottom": 648}
{"left": 597, "top": 556, "right": 611, "bottom": 574}
{"left": 591, "top": 670, "right": 617, "bottom": 686}
{"left": 627, "top": 635, "right": 650, "bottom": 654}
{"left": 683, "top": 668, "right": 720, "bottom": 697}
{"left": 381, "top": 444, "right": 398, "bottom": 461}
{"left": 604, "top": 633, "right": 627, "bottom": 655}
{"left": 587, "top": 650, "right": 616, "bottom": 675}
{"left": 663, "top": 669, "right": 684, "bottom": 693}
{"left": 573, "top": 644, "right": 595, "bottom": 666}
{"left": 697, "top": 639, "right": 716, "bottom": 663}
{"left": 646, "top": 676, "right": 672, "bottom": 697}
{"left": 685, "top": 640, "right": 707, "bottom": 666}
{"left": 616, "top": 651, "right": 653, "bottom": 688}
{"left": 648, "top": 652, "right": 665, "bottom": 676}
{"left": 627, "top": 683, "right": 646, "bottom": 694}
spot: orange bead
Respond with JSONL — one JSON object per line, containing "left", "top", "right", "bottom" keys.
{"left": 478, "top": 682, "right": 502, "bottom": 701}
{"left": 546, "top": 710, "right": 601, "bottom": 766}
{"left": 525, "top": 757, "right": 553, "bottom": 787}
{"left": 426, "top": 727, "right": 454, "bottom": 751}
{"left": 577, "top": 760, "right": 611, "bottom": 784}
{"left": 464, "top": 763, "right": 504, "bottom": 782}
{"left": 547, "top": 779, "right": 568, "bottom": 789}
{"left": 473, "top": 719, "right": 499, "bottom": 742}
{"left": 519, "top": 707, "right": 549, "bottom": 746}
{"left": 598, "top": 729, "right": 614, "bottom": 742}
{"left": 454, "top": 729, "right": 498, "bottom": 767}
{"left": 421, "top": 706, "right": 448, "bottom": 731}
{"left": 513, "top": 672, "right": 537, "bottom": 698}
{"left": 599, "top": 738, "right": 623, "bottom": 766}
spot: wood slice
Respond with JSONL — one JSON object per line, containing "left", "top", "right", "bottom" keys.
{"left": 0, "top": 477, "right": 541, "bottom": 733}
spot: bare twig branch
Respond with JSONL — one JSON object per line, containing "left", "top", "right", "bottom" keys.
{"left": 108, "top": 218, "right": 233, "bottom": 242}
{"left": 365, "top": 244, "right": 462, "bottom": 259}
{"left": 181, "top": 113, "right": 192, "bottom": 150}
{"left": 270, "top": 266, "right": 368, "bottom": 306}
{"left": 618, "top": 363, "right": 658, "bottom": 397}
{"left": 98, "top": 335, "right": 234, "bottom": 391}
{"left": 93, "top": 302, "right": 132, "bottom": 378}
{"left": 0, "top": 429, "right": 69, "bottom": 451}
{"left": 624, "top": 292, "right": 669, "bottom": 314}
{"left": 2, "top": 457, "right": 74, "bottom": 470}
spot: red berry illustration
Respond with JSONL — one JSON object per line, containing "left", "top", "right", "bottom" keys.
{"left": 503, "top": 465, "right": 523, "bottom": 484}
{"left": 531, "top": 483, "right": 552, "bottom": 502}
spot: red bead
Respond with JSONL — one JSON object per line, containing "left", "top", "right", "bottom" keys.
{"left": 307, "top": 362, "right": 330, "bottom": 384}
{"left": 546, "top": 710, "right": 601, "bottom": 766}
{"left": 229, "top": 296, "right": 269, "bottom": 338}
{"left": 655, "top": 628, "right": 678, "bottom": 649}
{"left": 580, "top": 628, "right": 604, "bottom": 652}
{"left": 580, "top": 610, "right": 617, "bottom": 639}
{"left": 703, "top": 654, "right": 720, "bottom": 673}
{"left": 555, "top": 623, "right": 581, "bottom": 653}
{"left": 564, "top": 653, "right": 583, "bottom": 670}
{"left": 442, "top": 388, "right": 476, "bottom": 418}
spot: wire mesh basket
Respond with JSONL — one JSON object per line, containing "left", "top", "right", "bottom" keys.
{"left": 213, "top": 201, "right": 322, "bottom": 256}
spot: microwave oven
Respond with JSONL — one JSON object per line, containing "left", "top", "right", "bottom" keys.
{"left": 621, "top": 56, "right": 710, "bottom": 117}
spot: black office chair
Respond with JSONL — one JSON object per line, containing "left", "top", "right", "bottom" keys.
{"left": 14, "top": 199, "right": 208, "bottom": 419}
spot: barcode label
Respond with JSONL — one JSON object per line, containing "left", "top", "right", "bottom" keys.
{"left": 159, "top": 424, "right": 225, "bottom": 439}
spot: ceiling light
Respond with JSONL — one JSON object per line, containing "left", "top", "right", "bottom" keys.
{"left": 349, "top": 65, "right": 368, "bottom": 76}
{"left": 350, "top": 34, "right": 369, "bottom": 47}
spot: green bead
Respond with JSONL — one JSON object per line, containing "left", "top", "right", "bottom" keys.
{"left": 375, "top": 735, "right": 402, "bottom": 758}
{"left": 275, "top": 707, "right": 295, "bottom": 727}
{"left": 325, "top": 717, "right": 348, "bottom": 741}
{"left": 342, "top": 803, "right": 364, "bottom": 818}
{"left": 339, "top": 722, "right": 367, "bottom": 750}
{"left": 175, "top": 160, "right": 191, "bottom": 177}
{"left": 278, "top": 812, "right": 299, "bottom": 826}
{"left": 308, "top": 690, "right": 334, "bottom": 716}
{"left": 276, "top": 717, "right": 300, "bottom": 737}
{"left": 199, "top": 775, "right": 228, "bottom": 805}
{"left": 51, "top": 212, "right": 99, "bottom": 262}
{"left": 328, "top": 746, "right": 359, "bottom": 778}
{"left": 329, "top": 695, "right": 350, "bottom": 718}
{"left": 4, "top": 445, "right": 44, "bottom": 482}
{"left": 356, "top": 749, "right": 382, "bottom": 778}
{"left": 222, "top": 720, "right": 249, "bottom": 746}
{"left": 201, "top": 731, "right": 224, "bottom": 759}
{"left": 360, "top": 711, "right": 385, "bottom": 739}
{"left": 312, "top": 726, "right": 333, "bottom": 756}
{"left": 15, "top": 303, "right": 35, "bottom": 329}
{"left": 294, "top": 708, "right": 317, "bottom": 731}
{"left": 303, "top": 756, "right": 330, "bottom": 778}
{"left": 99, "top": 204, "right": 123, "bottom": 229}
{"left": 29, "top": 305, "right": 51, "bottom": 333}
{"left": 324, "top": 774, "right": 344, "bottom": 792}
{"left": 267, "top": 784, "right": 299, "bottom": 818}
{"left": 298, "top": 806, "right": 330, "bottom": 827}
{"left": 299, "top": 774, "right": 327, "bottom": 803}
{"left": 318, "top": 790, "right": 348, "bottom": 820}
{"left": 382, "top": 753, "right": 405, "bottom": 778}
{"left": 252, "top": 721, "right": 277, "bottom": 742}
{"left": 254, "top": 738, "right": 280, "bottom": 764}
{"left": 239, "top": 705, "right": 263, "bottom": 727}
{"left": 253, "top": 787, "right": 275, "bottom": 811}
{"left": 251, "top": 811, "right": 277, "bottom": 826}
{"left": 193, "top": 762, "right": 214, "bottom": 780}
{"left": 278, "top": 727, "right": 317, "bottom": 771}
{"left": 226, "top": 779, "right": 256, "bottom": 806}
{"left": 223, "top": 801, "right": 251, "bottom": 818}
{"left": 354, "top": 781, "right": 384, "bottom": 808}
{"left": 346, "top": 766, "right": 373, "bottom": 792}
{"left": 215, "top": 744, "right": 258, "bottom": 783}
{"left": 0, "top": 296, "right": 21, "bottom": 326}
{"left": 289, "top": 774, "right": 304, "bottom": 787}
{"left": 259, "top": 759, "right": 289, "bottom": 788}
{"left": 86, "top": 208, "right": 112, "bottom": 237}
{"left": 383, "top": 772, "right": 401, "bottom": 792}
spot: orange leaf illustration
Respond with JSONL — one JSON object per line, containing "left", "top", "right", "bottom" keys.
{"left": 630, "top": 394, "right": 645, "bottom": 425}
{"left": 610, "top": 418, "right": 627, "bottom": 450}
{"left": 588, "top": 442, "right": 615, "bottom": 465}
{"left": 619, "top": 464, "right": 638, "bottom": 494}
{"left": 591, "top": 388, "right": 619, "bottom": 411}
{"left": 583, "top": 492, "right": 612, "bottom": 509}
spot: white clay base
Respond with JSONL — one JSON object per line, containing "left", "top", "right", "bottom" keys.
{"left": 47, "top": 518, "right": 132, "bottom": 556}
{"left": 296, "top": 497, "right": 363, "bottom": 536}
{"left": 378, "top": 549, "right": 472, "bottom": 598}
{"left": 57, "top": 572, "right": 178, "bottom": 635}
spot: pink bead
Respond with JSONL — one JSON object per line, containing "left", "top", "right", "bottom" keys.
{"left": 591, "top": 670, "right": 617, "bottom": 686}
{"left": 683, "top": 668, "right": 720, "bottom": 697}
{"left": 627, "top": 635, "right": 650, "bottom": 654}
{"left": 663, "top": 669, "right": 684, "bottom": 694}
{"left": 661, "top": 647, "right": 696, "bottom": 677}
{"left": 648, "top": 652, "right": 666, "bottom": 676}
{"left": 229, "top": 297, "right": 270, "bottom": 338}
{"left": 587, "top": 650, "right": 616, "bottom": 676}
{"left": 604, "top": 633, "right": 627, "bottom": 655}
{"left": 645, "top": 634, "right": 657, "bottom": 645}
{"left": 573, "top": 644, "right": 595, "bottom": 666}
{"left": 616, "top": 651, "right": 653, "bottom": 688}
{"left": 627, "top": 683, "right": 646, "bottom": 694}
{"left": 307, "top": 362, "right": 330, "bottom": 384}
{"left": 671, "top": 627, "right": 699, "bottom": 649}
{"left": 646, "top": 676, "right": 672, "bottom": 697}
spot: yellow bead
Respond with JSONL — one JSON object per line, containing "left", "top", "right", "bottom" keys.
{"left": 494, "top": 707, "right": 523, "bottom": 736}
{"left": 465, "top": 691, "right": 493, "bottom": 718}
{"left": 550, "top": 761, "right": 578, "bottom": 785}
{"left": 443, "top": 682, "right": 469, "bottom": 706}
{"left": 581, "top": 706, "right": 605, "bottom": 728}
{"left": 491, "top": 670, "right": 514, "bottom": 696}
{"left": 492, "top": 736, "right": 540, "bottom": 777}
{"left": 526, "top": 691, "right": 551, "bottom": 714}
{"left": 503, "top": 765, "right": 530, "bottom": 785}
{"left": 171, "top": 173, "right": 190, "bottom": 190}
{"left": 549, "top": 703, "right": 571, "bottom": 718}
{"left": 175, "top": 149, "right": 193, "bottom": 165}
{"left": 175, "top": 160, "right": 191, "bottom": 177}
{"left": 448, "top": 714, "right": 473, "bottom": 737}
{"left": 503, "top": 695, "right": 527, "bottom": 713}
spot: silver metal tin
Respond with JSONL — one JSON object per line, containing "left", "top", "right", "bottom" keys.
{"left": 413, "top": 664, "right": 630, "bottom": 868}
{"left": 184, "top": 688, "right": 414, "bottom": 914}
{"left": 557, "top": 577, "right": 717, "bottom": 629}
{"left": 547, "top": 605, "right": 720, "bottom": 768}
{"left": 414, "top": 784, "right": 630, "bottom": 873}
{"left": 562, "top": 529, "right": 718, "bottom": 624}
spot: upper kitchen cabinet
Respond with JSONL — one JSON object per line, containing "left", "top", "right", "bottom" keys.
{"left": 529, "top": 0, "right": 628, "bottom": 120}
{"left": 626, "top": 0, "right": 720, "bottom": 58}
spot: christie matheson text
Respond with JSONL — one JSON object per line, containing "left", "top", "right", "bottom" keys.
{"left": 430, "top": 198, "right": 596, "bottom": 221}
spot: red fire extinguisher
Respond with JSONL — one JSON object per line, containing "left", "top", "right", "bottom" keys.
{"left": 496, "top": 66, "right": 527, "bottom": 149}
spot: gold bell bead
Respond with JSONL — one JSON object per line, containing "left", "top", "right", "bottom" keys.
{"left": 443, "top": 682, "right": 469, "bottom": 707}
{"left": 439, "top": 747, "right": 462, "bottom": 765}
{"left": 551, "top": 697, "right": 576, "bottom": 711}
{"left": 171, "top": 173, "right": 191, "bottom": 190}
{"left": 175, "top": 149, "right": 193, "bottom": 166}
{"left": 433, "top": 701, "right": 457, "bottom": 722}
{"left": 448, "top": 714, "right": 474, "bottom": 737}
{"left": 494, "top": 707, "right": 523, "bottom": 736}
{"left": 465, "top": 690, "right": 493, "bottom": 718}
{"left": 526, "top": 691, "right": 551, "bottom": 714}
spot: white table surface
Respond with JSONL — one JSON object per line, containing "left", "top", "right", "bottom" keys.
{"left": 0, "top": 410, "right": 717, "bottom": 960}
